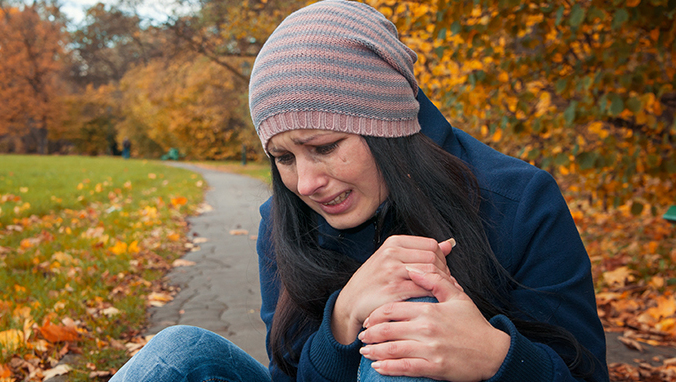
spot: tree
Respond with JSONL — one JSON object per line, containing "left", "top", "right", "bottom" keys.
{"left": 366, "top": 0, "right": 676, "bottom": 210}
{"left": 115, "top": 55, "right": 261, "bottom": 160}
{"left": 69, "top": 3, "right": 166, "bottom": 88}
{"left": 166, "top": 0, "right": 309, "bottom": 84}
{"left": 0, "top": 1, "right": 68, "bottom": 154}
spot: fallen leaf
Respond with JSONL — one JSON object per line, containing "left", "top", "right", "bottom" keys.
{"left": 42, "top": 364, "right": 71, "bottom": 379}
{"left": 128, "top": 240, "right": 140, "bottom": 254}
{"left": 0, "top": 363, "right": 11, "bottom": 377}
{"left": 171, "top": 197, "right": 187, "bottom": 207}
{"left": 192, "top": 237, "right": 208, "bottom": 244}
{"left": 148, "top": 292, "right": 173, "bottom": 307}
{"left": 39, "top": 321, "right": 79, "bottom": 343}
{"left": 195, "top": 204, "right": 213, "bottom": 214}
{"left": 229, "top": 229, "right": 249, "bottom": 236}
{"left": 0, "top": 329, "right": 24, "bottom": 352}
{"left": 172, "top": 259, "right": 196, "bottom": 267}
{"left": 603, "top": 266, "right": 634, "bottom": 287}
{"left": 89, "top": 370, "right": 112, "bottom": 378}
{"left": 645, "top": 296, "right": 676, "bottom": 320}
{"left": 618, "top": 336, "right": 644, "bottom": 352}
{"left": 101, "top": 307, "right": 120, "bottom": 317}
{"left": 108, "top": 241, "right": 128, "bottom": 256}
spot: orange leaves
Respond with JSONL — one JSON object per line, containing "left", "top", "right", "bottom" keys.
{"left": 603, "top": 266, "right": 635, "bottom": 287}
{"left": 0, "top": 3, "right": 67, "bottom": 152}
{"left": 490, "top": 128, "right": 503, "bottom": 143}
{"left": 170, "top": 196, "right": 187, "bottom": 208}
{"left": 108, "top": 241, "right": 128, "bottom": 256}
{"left": 640, "top": 296, "right": 676, "bottom": 323}
{"left": 0, "top": 363, "right": 10, "bottom": 378}
{"left": 108, "top": 240, "right": 140, "bottom": 256}
{"left": 38, "top": 321, "right": 79, "bottom": 343}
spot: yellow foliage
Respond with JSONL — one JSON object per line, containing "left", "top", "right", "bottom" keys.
{"left": 371, "top": 0, "right": 674, "bottom": 209}
{"left": 109, "top": 241, "right": 127, "bottom": 256}
{"left": 128, "top": 240, "right": 140, "bottom": 254}
{"left": 497, "top": 72, "right": 509, "bottom": 83}
{"left": 491, "top": 129, "right": 502, "bottom": 143}
{"left": 0, "top": 329, "right": 24, "bottom": 352}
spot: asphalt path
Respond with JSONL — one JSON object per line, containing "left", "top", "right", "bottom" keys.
{"left": 151, "top": 162, "right": 271, "bottom": 364}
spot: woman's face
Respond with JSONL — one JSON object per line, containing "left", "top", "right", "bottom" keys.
{"left": 268, "top": 129, "right": 388, "bottom": 230}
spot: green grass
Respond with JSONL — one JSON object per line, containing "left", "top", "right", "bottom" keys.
{"left": 193, "top": 160, "right": 272, "bottom": 185}
{"left": 0, "top": 154, "right": 204, "bottom": 380}
{"left": 0, "top": 155, "right": 205, "bottom": 225}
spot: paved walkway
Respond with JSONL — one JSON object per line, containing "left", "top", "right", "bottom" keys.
{"left": 151, "top": 162, "right": 271, "bottom": 364}
{"left": 152, "top": 162, "right": 674, "bottom": 371}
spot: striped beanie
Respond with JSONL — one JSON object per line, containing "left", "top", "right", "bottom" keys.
{"left": 249, "top": 0, "right": 421, "bottom": 153}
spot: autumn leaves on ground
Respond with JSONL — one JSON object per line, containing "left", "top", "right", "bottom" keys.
{"left": 0, "top": 156, "right": 206, "bottom": 381}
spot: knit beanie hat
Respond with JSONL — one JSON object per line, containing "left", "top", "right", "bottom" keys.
{"left": 249, "top": 0, "right": 421, "bottom": 153}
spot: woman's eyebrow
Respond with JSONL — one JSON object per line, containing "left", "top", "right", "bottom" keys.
{"left": 291, "top": 135, "right": 326, "bottom": 145}
{"left": 267, "top": 146, "right": 286, "bottom": 155}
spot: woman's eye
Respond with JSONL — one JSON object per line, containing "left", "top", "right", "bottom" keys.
{"left": 315, "top": 142, "right": 339, "bottom": 155}
{"left": 274, "top": 153, "right": 294, "bottom": 165}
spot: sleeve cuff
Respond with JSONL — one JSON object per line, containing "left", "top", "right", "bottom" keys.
{"left": 486, "top": 315, "right": 554, "bottom": 382}
{"left": 306, "top": 290, "right": 362, "bottom": 381}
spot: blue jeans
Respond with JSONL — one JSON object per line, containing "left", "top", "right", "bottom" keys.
{"left": 110, "top": 298, "right": 437, "bottom": 382}
{"left": 109, "top": 325, "right": 271, "bottom": 382}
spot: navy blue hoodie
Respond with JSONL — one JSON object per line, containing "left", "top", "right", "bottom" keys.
{"left": 256, "top": 91, "right": 609, "bottom": 382}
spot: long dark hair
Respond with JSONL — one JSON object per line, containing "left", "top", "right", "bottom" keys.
{"left": 268, "top": 132, "right": 596, "bottom": 379}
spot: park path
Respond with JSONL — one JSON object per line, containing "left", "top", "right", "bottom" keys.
{"left": 151, "top": 162, "right": 674, "bottom": 372}
{"left": 150, "top": 162, "right": 271, "bottom": 364}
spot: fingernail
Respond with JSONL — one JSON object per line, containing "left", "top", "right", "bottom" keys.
{"left": 446, "top": 238, "right": 457, "bottom": 248}
{"left": 405, "top": 265, "right": 425, "bottom": 275}
{"left": 372, "top": 362, "right": 381, "bottom": 369}
{"left": 358, "top": 331, "right": 365, "bottom": 341}
{"left": 359, "top": 346, "right": 370, "bottom": 355}
{"left": 363, "top": 317, "right": 370, "bottom": 328}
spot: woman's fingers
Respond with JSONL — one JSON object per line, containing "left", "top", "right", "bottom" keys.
{"left": 381, "top": 235, "right": 453, "bottom": 275}
{"left": 363, "top": 267, "right": 465, "bottom": 329}
{"left": 360, "top": 314, "right": 425, "bottom": 343}
{"left": 405, "top": 266, "right": 465, "bottom": 303}
{"left": 359, "top": 338, "right": 418, "bottom": 359}
{"left": 369, "top": 358, "right": 432, "bottom": 378}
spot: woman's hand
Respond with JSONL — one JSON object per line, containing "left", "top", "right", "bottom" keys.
{"left": 331, "top": 235, "right": 455, "bottom": 345}
{"left": 358, "top": 266, "right": 511, "bottom": 382}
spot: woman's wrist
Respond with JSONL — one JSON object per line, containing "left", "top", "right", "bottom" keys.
{"left": 331, "top": 291, "right": 361, "bottom": 345}
{"left": 482, "top": 326, "right": 511, "bottom": 380}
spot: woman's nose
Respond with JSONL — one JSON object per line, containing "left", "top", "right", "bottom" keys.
{"left": 295, "top": 158, "right": 327, "bottom": 196}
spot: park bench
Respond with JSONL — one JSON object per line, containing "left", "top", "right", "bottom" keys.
{"left": 664, "top": 205, "right": 676, "bottom": 223}
{"left": 161, "top": 148, "right": 181, "bottom": 161}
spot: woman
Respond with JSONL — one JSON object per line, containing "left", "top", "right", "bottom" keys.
{"left": 111, "top": 1, "right": 608, "bottom": 381}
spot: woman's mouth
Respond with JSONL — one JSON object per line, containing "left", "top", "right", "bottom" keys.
{"left": 323, "top": 191, "right": 351, "bottom": 206}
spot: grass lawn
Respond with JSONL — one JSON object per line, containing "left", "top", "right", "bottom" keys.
{"left": 0, "top": 155, "right": 205, "bottom": 381}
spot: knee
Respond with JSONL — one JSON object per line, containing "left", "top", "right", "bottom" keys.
{"left": 147, "top": 325, "right": 225, "bottom": 354}
{"left": 152, "top": 325, "right": 207, "bottom": 342}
